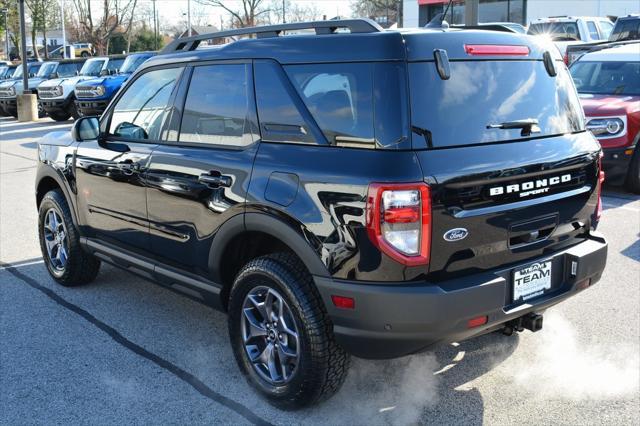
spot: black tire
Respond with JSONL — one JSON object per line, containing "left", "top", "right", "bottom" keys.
{"left": 48, "top": 110, "right": 71, "bottom": 121}
{"left": 70, "top": 100, "right": 81, "bottom": 120}
{"left": 228, "top": 253, "right": 349, "bottom": 409}
{"left": 0, "top": 107, "right": 8, "bottom": 117}
{"left": 81, "top": 51, "right": 90, "bottom": 57}
{"left": 625, "top": 149, "right": 640, "bottom": 194}
{"left": 38, "top": 189, "right": 100, "bottom": 286}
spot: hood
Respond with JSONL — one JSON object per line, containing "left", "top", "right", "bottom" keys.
{"left": 39, "top": 75, "right": 94, "bottom": 88}
{"left": 579, "top": 94, "right": 640, "bottom": 116}
{"left": 77, "top": 77, "right": 106, "bottom": 87}
{"left": 38, "top": 130, "right": 74, "bottom": 147}
{"left": 0, "top": 79, "right": 17, "bottom": 88}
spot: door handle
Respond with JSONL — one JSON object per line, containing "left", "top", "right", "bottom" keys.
{"left": 117, "top": 161, "right": 140, "bottom": 175}
{"left": 198, "top": 172, "right": 232, "bottom": 188}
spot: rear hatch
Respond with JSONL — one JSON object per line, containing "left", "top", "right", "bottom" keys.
{"left": 404, "top": 30, "right": 602, "bottom": 281}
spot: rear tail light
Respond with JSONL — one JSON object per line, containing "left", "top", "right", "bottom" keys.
{"left": 467, "top": 315, "right": 488, "bottom": 328}
{"left": 464, "top": 44, "right": 530, "bottom": 56}
{"left": 595, "top": 151, "right": 605, "bottom": 222}
{"left": 366, "top": 183, "right": 431, "bottom": 266}
{"left": 563, "top": 52, "right": 569, "bottom": 65}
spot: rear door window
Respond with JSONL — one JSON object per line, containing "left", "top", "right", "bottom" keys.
{"left": 409, "top": 61, "right": 584, "bottom": 148}
{"left": 586, "top": 21, "right": 600, "bottom": 39}
{"left": 178, "top": 64, "right": 253, "bottom": 147}
{"left": 284, "top": 63, "right": 408, "bottom": 148}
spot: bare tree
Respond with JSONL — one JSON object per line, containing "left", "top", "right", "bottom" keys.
{"left": 351, "top": 0, "right": 400, "bottom": 27}
{"left": 268, "top": 0, "right": 321, "bottom": 24}
{"left": 196, "top": 0, "right": 270, "bottom": 28}
{"left": 72, "top": 0, "right": 136, "bottom": 54}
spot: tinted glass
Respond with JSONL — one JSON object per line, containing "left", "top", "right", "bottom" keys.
{"left": 107, "top": 58, "right": 125, "bottom": 72}
{"left": 0, "top": 66, "right": 9, "bottom": 78}
{"left": 571, "top": 61, "right": 640, "bottom": 96}
{"left": 80, "top": 59, "right": 106, "bottom": 76}
{"left": 286, "top": 63, "right": 374, "bottom": 146}
{"left": 587, "top": 21, "right": 599, "bottom": 39}
{"left": 179, "top": 64, "right": 251, "bottom": 146}
{"left": 409, "top": 61, "right": 584, "bottom": 148}
{"left": 120, "top": 54, "right": 152, "bottom": 74}
{"left": 109, "top": 67, "right": 181, "bottom": 141}
{"left": 36, "top": 62, "right": 57, "bottom": 77}
{"left": 528, "top": 22, "right": 581, "bottom": 41}
{"left": 254, "top": 61, "right": 315, "bottom": 144}
{"left": 56, "top": 63, "right": 81, "bottom": 77}
{"left": 611, "top": 19, "right": 640, "bottom": 41}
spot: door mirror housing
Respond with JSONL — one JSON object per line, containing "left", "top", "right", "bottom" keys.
{"left": 48, "top": 72, "right": 59, "bottom": 79}
{"left": 71, "top": 116, "right": 100, "bottom": 141}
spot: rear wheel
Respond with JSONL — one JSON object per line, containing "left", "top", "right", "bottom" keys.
{"left": 625, "top": 149, "right": 640, "bottom": 194}
{"left": 70, "top": 101, "right": 81, "bottom": 120}
{"left": 38, "top": 189, "right": 100, "bottom": 286}
{"left": 228, "top": 253, "right": 349, "bottom": 409}
{"left": 81, "top": 51, "right": 90, "bottom": 57}
{"left": 48, "top": 110, "right": 71, "bottom": 121}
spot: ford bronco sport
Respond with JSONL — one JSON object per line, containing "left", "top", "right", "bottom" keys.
{"left": 35, "top": 19, "right": 608, "bottom": 408}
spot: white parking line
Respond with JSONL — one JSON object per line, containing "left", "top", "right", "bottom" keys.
{"left": 0, "top": 259, "right": 44, "bottom": 271}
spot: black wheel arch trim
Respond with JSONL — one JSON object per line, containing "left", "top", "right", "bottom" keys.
{"left": 207, "top": 211, "right": 331, "bottom": 285}
{"left": 35, "top": 164, "right": 79, "bottom": 228}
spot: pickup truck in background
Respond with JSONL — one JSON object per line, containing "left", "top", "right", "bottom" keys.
{"left": 566, "top": 15, "right": 640, "bottom": 65}
{"left": 528, "top": 16, "right": 614, "bottom": 63}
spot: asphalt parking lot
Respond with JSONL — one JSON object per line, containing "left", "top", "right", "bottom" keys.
{"left": 1, "top": 117, "right": 639, "bottom": 425}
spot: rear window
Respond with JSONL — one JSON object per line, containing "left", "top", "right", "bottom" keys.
{"left": 610, "top": 19, "right": 640, "bottom": 41}
{"left": 528, "top": 22, "right": 581, "bottom": 41}
{"left": 570, "top": 61, "right": 640, "bottom": 96}
{"left": 409, "top": 61, "right": 584, "bottom": 148}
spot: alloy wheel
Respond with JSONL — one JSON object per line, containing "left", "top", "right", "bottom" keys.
{"left": 241, "top": 285, "right": 300, "bottom": 385}
{"left": 43, "top": 208, "right": 68, "bottom": 272}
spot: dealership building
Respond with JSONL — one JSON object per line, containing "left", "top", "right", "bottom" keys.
{"left": 402, "top": 0, "right": 638, "bottom": 27}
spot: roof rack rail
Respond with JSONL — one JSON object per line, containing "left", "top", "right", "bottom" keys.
{"left": 161, "top": 19, "right": 384, "bottom": 54}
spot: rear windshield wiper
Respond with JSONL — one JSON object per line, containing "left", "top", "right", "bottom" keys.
{"left": 487, "top": 119, "right": 541, "bottom": 136}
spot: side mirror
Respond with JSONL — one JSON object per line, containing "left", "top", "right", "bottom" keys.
{"left": 48, "top": 72, "right": 59, "bottom": 79}
{"left": 99, "top": 69, "right": 109, "bottom": 76}
{"left": 29, "top": 72, "right": 36, "bottom": 78}
{"left": 71, "top": 116, "right": 100, "bottom": 141}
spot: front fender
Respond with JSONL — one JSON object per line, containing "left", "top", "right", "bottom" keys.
{"left": 35, "top": 151, "right": 79, "bottom": 227}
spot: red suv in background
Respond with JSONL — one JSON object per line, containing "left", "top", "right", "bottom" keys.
{"left": 570, "top": 43, "right": 640, "bottom": 193}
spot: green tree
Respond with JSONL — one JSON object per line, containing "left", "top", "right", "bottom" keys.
{"left": 129, "top": 25, "right": 162, "bottom": 52}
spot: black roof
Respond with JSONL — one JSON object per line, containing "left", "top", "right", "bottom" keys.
{"left": 141, "top": 19, "right": 551, "bottom": 71}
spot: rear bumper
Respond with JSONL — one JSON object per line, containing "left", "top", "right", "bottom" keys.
{"left": 602, "top": 145, "right": 635, "bottom": 185}
{"left": 75, "top": 99, "right": 109, "bottom": 116}
{"left": 315, "top": 235, "right": 607, "bottom": 359}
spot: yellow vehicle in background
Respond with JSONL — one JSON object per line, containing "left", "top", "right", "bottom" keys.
{"left": 73, "top": 43, "right": 94, "bottom": 57}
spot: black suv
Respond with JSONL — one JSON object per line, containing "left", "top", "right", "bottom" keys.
{"left": 35, "top": 19, "right": 608, "bottom": 408}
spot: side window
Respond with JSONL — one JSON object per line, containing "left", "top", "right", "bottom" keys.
{"left": 286, "top": 63, "right": 374, "bottom": 147}
{"left": 107, "top": 58, "right": 124, "bottom": 72}
{"left": 599, "top": 20, "right": 614, "bottom": 39}
{"left": 587, "top": 21, "right": 600, "bottom": 39}
{"left": 108, "top": 67, "right": 181, "bottom": 141}
{"left": 178, "top": 64, "right": 252, "bottom": 147}
{"left": 254, "top": 61, "right": 316, "bottom": 144}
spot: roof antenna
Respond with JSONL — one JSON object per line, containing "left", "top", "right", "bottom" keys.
{"left": 425, "top": 0, "right": 453, "bottom": 29}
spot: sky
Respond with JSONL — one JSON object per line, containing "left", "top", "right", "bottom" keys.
{"left": 154, "top": 0, "right": 354, "bottom": 30}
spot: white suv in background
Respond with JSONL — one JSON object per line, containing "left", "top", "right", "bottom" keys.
{"left": 528, "top": 16, "right": 615, "bottom": 61}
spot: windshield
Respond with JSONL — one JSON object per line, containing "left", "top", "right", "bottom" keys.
{"left": 56, "top": 63, "right": 81, "bottom": 77}
{"left": 570, "top": 61, "right": 640, "bottom": 96}
{"left": 0, "top": 66, "right": 8, "bottom": 77}
{"left": 80, "top": 59, "right": 106, "bottom": 76}
{"left": 610, "top": 19, "right": 640, "bottom": 41}
{"left": 119, "top": 55, "right": 150, "bottom": 74}
{"left": 409, "top": 60, "right": 584, "bottom": 147}
{"left": 36, "top": 62, "right": 57, "bottom": 77}
{"left": 528, "top": 22, "right": 581, "bottom": 41}
{"left": 12, "top": 66, "right": 23, "bottom": 78}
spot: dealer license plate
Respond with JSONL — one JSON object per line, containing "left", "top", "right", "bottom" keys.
{"left": 513, "top": 261, "right": 552, "bottom": 302}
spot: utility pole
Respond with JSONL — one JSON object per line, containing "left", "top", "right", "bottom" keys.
{"left": 464, "top": 0, "right": 479, "bottom": 26}
{"left": 282, "top": 0, "right": 285, "bottom": 23}
{"left": 60, "top": 0, "right": 66, "bottom": 58}
{"left": 18, "top": 0, "right": 28, "bottom": 90}
{"left": 152, "top": 0, "right": 158, "bottom": 50}
{"left": 187, "top": 0, "right": 192, "bottom": 37}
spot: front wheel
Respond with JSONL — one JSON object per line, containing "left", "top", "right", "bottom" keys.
{"left": 48, "top": 110, "right": 71, "bottom": 122}
{"left": 38, "top": 189, "right": 100, "bottom": 286}
{"left": 228, "top": 254, "right": 349, "bottom": 409}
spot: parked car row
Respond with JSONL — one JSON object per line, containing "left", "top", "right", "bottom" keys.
{"left": 0, "top": 51, "right": 155, "bottom": 121}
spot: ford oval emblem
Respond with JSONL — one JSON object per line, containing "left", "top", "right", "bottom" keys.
{"left": 443, "top": 228, "right": 468, "bottom": 242}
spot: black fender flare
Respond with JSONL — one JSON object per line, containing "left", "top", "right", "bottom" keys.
{"left": 35, "top": 163, "right": 79, "bottom": 228}
{"left": 207, "top": 211, "right": 331, "bottom": 285}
